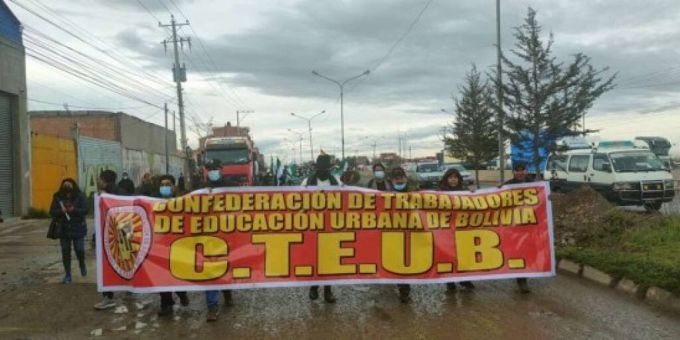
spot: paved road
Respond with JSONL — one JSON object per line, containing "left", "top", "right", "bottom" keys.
{"left": 0, "top": 219, "right": 678, "bottom": 339}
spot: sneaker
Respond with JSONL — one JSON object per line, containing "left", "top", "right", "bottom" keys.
{"left": 206, "top": 305, "right": 219, "bottom": 322}
{"left": 63, "top": 273, "right": 72, "bottom": 284}
{"left": 460, "top": 281, "right": 475, "bottom": 290}
{"left": 94, "top": 297, "right": 116, "bottom": 310}
{"left": 446, "top": 282, "right": 457, "bottom": 291}
{"left": 308, "top": 286, "right": 319, "bottom": 300}
{"left": 179, "top": 293, "right": 190, "bottom": 307}
{"left": 80, "top": 265, "right": 87, "bottom": 277}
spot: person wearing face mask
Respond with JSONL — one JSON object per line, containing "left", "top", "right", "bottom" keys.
{"left": 156, "top": 175, "right": 190, "bottom": 316}
{"left": 49, "top": 178, "right": 88, "bottom": 284}
{"left": 137, "top": 173, "right": 153, "bottom": 196}
{"left": 94, "top": 170, "right": 122, "bottom": 310}
{"left": 439, "top": 168, "right": 476, "bottom": 292}
{"left": 203, "top": 159, "right": 234, "bottom": 321}
{"left": 118, "top": 172, "right": 135, "bottom": 195}
{"left": 301, "top": 152, "right": 339, "bottom": 303}
{"left": 503, "top": 163, "right": 533, "bottom": 294}
{"left": 366, "top": 163, "right": 392, "bottom": 191}
{"left": 388, "top": 167, "right": 414, "bottom": 302}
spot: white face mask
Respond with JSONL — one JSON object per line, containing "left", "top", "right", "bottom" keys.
{"left": 208, "top": 170, "right": 221, "bottom": 182}
{"left": 374, "top": 171, "right": 385, "bottom": 179}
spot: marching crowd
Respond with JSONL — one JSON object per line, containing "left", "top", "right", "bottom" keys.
{"left": 48, "top": 153, "right": 533, "bottom": 322}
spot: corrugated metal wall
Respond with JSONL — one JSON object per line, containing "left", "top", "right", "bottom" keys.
{"left": 122, "top": 148, "right": 183, "bottom": 186}
{"left": 0, "top": 93, "right": 13, "bottom": 215}
{"left": 30, "top": 133, "right": 77, "bottom": 212}
{"left": 78, "top": 136, "right": 122, "bottom": 200}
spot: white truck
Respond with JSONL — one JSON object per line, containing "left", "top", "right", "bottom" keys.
{"left": 545, "top": 140, "right": 675, "bottom": 211}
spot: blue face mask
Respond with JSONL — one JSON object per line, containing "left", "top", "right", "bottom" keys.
{"left": 374, "top": 171, "right": 385, "bottom": 180}
{"left": 208, "top": 170, "right": 221, "bottom": 182}
{"left": 393, "top": 183, "right": 407, "bottom": 191}
{"left": 159, "top": 186, "right": 173, "bottom": 197}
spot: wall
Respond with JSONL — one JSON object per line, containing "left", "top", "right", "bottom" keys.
{"left": 78, "top": 136, "right": 122, "bottom": 200}
{"left": 122, "top": 149, "right": 183, "bottom": 186}
{"left": 30, "top": 133, "right": 77, "bottom": 212}
{"left": 119, "top": 114, "right": 177, "bottom": 156}
{"left": 0, "top": 8, "right": 29, "bottom": 216}
{"left": 30, "top": 112, "right": 119, "bottom": 141}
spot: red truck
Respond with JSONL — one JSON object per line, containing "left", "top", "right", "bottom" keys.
{"left": 202, "top": 136, "right": 259, "bottom": 186}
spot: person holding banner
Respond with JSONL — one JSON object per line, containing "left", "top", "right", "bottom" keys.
{"left": 366, "top": 163, "right": 392, "bottom": 191}
{"left": 439, "top": 168, "right": 477, "bottom": 292}
{"left": 49, "top": 178, "right": 88, "bottom": 284}
{"left": 156, "top": 175, "right": 190, "bottom": 316}
{"left": 503, "top": 163, "right": 533, "bottom": 294}
{"left": 302, "top": 152, "right": 339, "bottom": 303}
{"left": 389, "top": 167, "right": 415, "bottom": 303}
{"left": 204, "top": 159, "right": 234, "bottom": 321}
{"left": 94, "top": 170, "right": 121, "bottom": 310}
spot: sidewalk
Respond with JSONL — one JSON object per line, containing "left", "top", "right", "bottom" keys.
{"left": 0, "top": 218, "right": 97, "bottom": 292}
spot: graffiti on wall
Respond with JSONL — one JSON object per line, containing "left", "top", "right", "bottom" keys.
{"left": 82, "top": 164, "right": 117, "bottom": 198}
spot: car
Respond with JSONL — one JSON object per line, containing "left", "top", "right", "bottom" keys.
{"left": 545, "top": 141, "right": 675, "bottom": 211}
{"left": 414, "top": 162, "right": 442, "bottom": 189}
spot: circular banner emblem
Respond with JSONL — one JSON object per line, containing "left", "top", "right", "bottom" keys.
{"left": 104, "top": 206, "right": 152, "bottom": 280}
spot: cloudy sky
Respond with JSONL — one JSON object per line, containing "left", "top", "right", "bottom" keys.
{"left": 8, "top": 0, "right": 680, "bottom": 161}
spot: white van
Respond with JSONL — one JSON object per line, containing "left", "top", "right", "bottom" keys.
{"left": 545, "top": 141, "right": 675, "bottom": 211}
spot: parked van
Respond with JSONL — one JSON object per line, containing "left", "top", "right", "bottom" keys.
{"left": 545, "top": 140, "right": 675, "bottom": 211}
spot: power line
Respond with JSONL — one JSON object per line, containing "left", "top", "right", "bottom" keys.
{"left": 163, "top": 0, "right": 251, "bottom": 110}
{"left": 16, "top": 0, "right": 174, "bottom": 89}
{"left": 23, "top": 29, "right": 173, "bottom": 102}
{"left": 28, "top": 98, "right": 152, "bottom": 111}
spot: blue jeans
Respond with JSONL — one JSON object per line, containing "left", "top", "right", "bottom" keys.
{"left": 60, "top": 237, "right": 85, "bottom": 275}
{"left": 206, "top": 290, "right": 219, "bottom": 307}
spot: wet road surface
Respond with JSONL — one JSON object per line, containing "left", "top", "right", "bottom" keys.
{"left": 0, "top": 219, "right": 679, "bottom": 339}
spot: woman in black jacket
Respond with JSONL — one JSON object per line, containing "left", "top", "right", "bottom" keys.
{"left": 439, "top": 168, "right": 476, "bottom": 292}
{"left": 49, "top": 178, "right": 88, "bottom": 284}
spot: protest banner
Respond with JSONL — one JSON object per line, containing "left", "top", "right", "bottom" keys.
{"left": 95, "top": 182, "right": 554, "bottom": 292}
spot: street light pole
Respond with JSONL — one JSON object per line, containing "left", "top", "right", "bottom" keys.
{"left": 288, "top": 129, "right": 305, "bottom": 164}
{"left": 291, "top": 111, "right": 326, "bottom": 162}
{"left": 312, "top": 70, "right": 370, "bottom": 160}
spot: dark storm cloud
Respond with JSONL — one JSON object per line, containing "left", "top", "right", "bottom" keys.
{"left": 109, "top": 0, "right": 680, "bottom": 116}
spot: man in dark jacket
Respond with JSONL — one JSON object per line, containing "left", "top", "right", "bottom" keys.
{"left": 94, "top": 170, "right": 120, "bottom": 310}
{"left": 49, "top": 178, "right": 88, "bottom": 284}
{"left": 304, "top": 153, "right": 339, "bottom": 303}
{"left": 503, "top": 163, "right": 532, "bottom": 294}
{"left": 118, "top": 172, "right": 135, "bottom": 195}
{"left": 156, "top": 174, "right": 190, "bottom": 316}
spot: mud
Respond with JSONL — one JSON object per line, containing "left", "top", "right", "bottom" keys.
{"left": 1, "top": 219, "right": 679, "bottom": 339}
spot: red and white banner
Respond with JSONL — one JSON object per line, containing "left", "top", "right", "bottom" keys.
{"left": 95, "top": 182, "right": 555, "bottom": 292}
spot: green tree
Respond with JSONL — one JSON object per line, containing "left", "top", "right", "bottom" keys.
{"left": 445, "top": 65, "right": 498, "bottom": 185}
{"left": 500, "top": 8, "right": 615, "bottom": 174}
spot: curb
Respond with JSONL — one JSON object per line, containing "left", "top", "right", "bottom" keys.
{"left": 557, "top": 259, "right": 680, "bottom": 314}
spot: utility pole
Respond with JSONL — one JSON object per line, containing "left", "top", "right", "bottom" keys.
{"left": 160, "top": 16, "right": 191, "bottom": 182}
{"left": 164, "top": 103, "right": 170, "bottom": 174}
{"left": 496, "top": 0, "right": 506, "bottom": 184}
{"left": 236, "top": 110, "right": 254, "bottom": 136}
